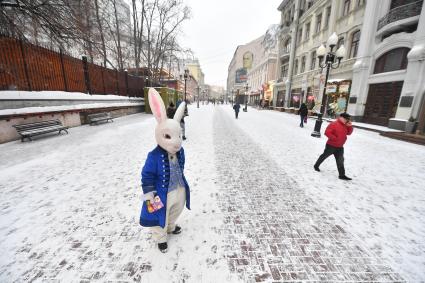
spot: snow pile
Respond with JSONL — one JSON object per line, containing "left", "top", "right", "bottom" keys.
{"left": 0, "top": 90, "right": 144, "bottom": 101}
{"left": 0, "top": 102, "right": 144, "bottom": 116}
{"left": 0, "top": 90, "right": 144, "bottom": 116}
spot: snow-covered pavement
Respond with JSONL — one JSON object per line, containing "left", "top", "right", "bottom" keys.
{"left": 0, "top": 105, "right": 424, "bottom": 282}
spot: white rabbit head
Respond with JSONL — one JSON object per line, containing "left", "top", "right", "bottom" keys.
{"left": 148, "top": 88, "right": 185, "bottom": 154}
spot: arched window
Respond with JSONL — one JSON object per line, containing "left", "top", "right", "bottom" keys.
{"left": 374, "top": 48, "right": 410, "bottom": 74}
{"left": 337, "top": 37, "right": 344, "bottom": 49}
{"left": 301, "top": 56, "right": 306, "bottom": 73}
{"left": 284, "top": 39, "right": 291, "bottom": 53}
{"left": 311, "top": 51, "right": 317, "bottom": 70}
{"left": 294, "top": 59, "right": 299, "bottom": 74}
{"left": 350, "top": 30, "right": 360, "bottom": 58}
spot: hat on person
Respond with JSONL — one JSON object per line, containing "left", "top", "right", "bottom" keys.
{"left": 340, "top": 112, "right": 351, "bottom": 120}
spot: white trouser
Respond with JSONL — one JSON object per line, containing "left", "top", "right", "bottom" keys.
{"left": 151, "top": 186, "right": 186, "bottom": 243}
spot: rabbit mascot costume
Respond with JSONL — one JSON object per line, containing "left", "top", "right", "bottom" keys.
{"left": 140, "top": 88, "right": 190, "bottom": 253}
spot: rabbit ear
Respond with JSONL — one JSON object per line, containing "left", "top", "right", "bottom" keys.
{"left": 148, "top": 88, "right": 166, "bottom": 123}
{"left": 174, "top": 101, "right": 186, "bottom": 122}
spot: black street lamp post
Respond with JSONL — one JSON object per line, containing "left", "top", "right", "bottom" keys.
{"left": 183, "top": 68, "right": 189, "bottom": 102}
{"left": 311, "top": 32, "right": 346, "bottom": 138}
{"left": 196, "top": 85, "right": 200, "bottom": 108}
{"left": 244, "top": 83, "right": 249, "bottom": 112}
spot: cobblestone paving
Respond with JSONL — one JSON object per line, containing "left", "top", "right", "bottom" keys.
{"left": 213, "top": 108, "right": 405, "bottom": 283}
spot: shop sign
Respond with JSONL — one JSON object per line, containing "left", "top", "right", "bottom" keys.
{"left": 339, "top": 84, "right": 350, "bottom": 93}
{"left": 235, "top": 68, "right": 247, "bottom": 83}
{"left": 326, "top": 85, "right": 337, "bottom": 94}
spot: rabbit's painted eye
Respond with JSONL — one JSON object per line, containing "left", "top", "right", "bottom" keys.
{"left": 164, "top": 134, "right": 171, "bottom": 139}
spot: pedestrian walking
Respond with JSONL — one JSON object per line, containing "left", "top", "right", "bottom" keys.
{"left": 299, "top": 103, "right": 308, "bottom": 128}
{"left": 166, "top": 102, "right": 176, "bottom": 119}
{"left": 314, "top": 112, "right": 353, "bottom": 180}
{"left": 233, "top": 102, "right": 241, "bottom": 119}
{"left": 176, "top": 99, "right": 187, "bottom": 140}
{"left": 140, "top": 88, "right": 191, "bottom": 253}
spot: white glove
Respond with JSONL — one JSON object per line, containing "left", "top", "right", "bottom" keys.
{"left": 143, "top": 191, "right": 155, "bottom": 202}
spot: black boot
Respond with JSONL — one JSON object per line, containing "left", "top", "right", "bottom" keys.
{"left": 339, "top": 175, "right": 352, "bottom": 181}
{"left": 314, "top": 165, "right": 320, "bottom": 172}
{"left": 171, "top": 225, "right": 182, "bottom": 235}
{"left": 158, "top": 242, "right": 168, "bottom": 253}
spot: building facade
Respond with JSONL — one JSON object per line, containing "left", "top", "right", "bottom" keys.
{"left": 185, "top": 59, "right": 205, "bottom": 87}
{"left": 276, "top": 0, "right": 366, "bottom": 112}
{"left": 227, "top": 26, "right": 278, "bottom": 105}
{"left": 347, "top": 0, "right": 425, "bottom": 133}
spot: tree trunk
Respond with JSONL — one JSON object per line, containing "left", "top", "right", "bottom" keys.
{"left": 94, "top": 0, "right": 107, "bottom": 67}
{"left": 112, "top": 0, "right": 123, "bottom": 70}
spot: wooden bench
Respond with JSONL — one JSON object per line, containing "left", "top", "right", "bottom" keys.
{"left": 13, "top": 119, "right": 69, "bottom": 142}
{"left": 88, "top": 112, "right": 113, "bottom": 125}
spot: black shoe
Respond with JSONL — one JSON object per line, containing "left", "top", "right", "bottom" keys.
{"left": 182, "top": 136, "right": 187, "bottom": 140}
{"left": 339, "top": 175, "right": 352, "bottom": 181}
{"left": 314, "top": 165, "right": 320, "bottom": 172}
{"left": 171, "top": 225, "right": 182, "bottom": 235}
{"left": 158, "top": 242, "right": 168, "bottom": 253}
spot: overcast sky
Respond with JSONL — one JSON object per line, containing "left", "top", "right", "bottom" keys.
{"left": 181, "top": 0, "right": 282, "bottom": 88}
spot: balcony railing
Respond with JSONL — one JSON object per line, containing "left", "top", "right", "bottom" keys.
{"left": 377, "top": 0, "right": 423, "bottom": 31}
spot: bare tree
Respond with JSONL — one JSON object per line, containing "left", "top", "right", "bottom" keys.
{"left": 132, "top": 0, "right": 145, "bottom": 72}
{"left": 137, "top": 0, "right": 190, "bottom": 82}
{"left": 0, "top": 0, "right": 84, "bottom": 47}
{"left": 111, "top": 0, "right": 123, "bottom": 70}
{"left": 94, "top": 0, "right": 108, "bottom": 67}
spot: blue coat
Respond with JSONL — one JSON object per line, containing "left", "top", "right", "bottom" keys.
{"left": 139, "top": 146, "right": 190, "bottom": 228}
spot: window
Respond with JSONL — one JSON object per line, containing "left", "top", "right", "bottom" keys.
{"left": 325, "top": 7, "right": 331, "bottom": 27}
{"left": 311, "top": 51, "right": 317, "bottom": 70}
{"left": 350, "top": 30, "right": 360, "bottom": 58}
{"left": 307, "top": 0, "right": 313, "bottom": 9}
{"left": 319, "top": 55, "right": 324, "bottom": 67}
{"left": 294, "top": 59, "right": 299, "bottom": 74}
{"left": 343, "top": 0, "right": 351, "bottom": 16}
{"left": 305, "top": 22, "right": 311, "bottom": 40}
{"left": 301, "top": 56, "right": 306, "bottom": 73}
{"left": 282, "top": 64, "right": 289, "bottom": 77}
{"left": 373, "top": 48, "right": 410, "bottom": 74}
{"left": 390, "top": 0, "right": 412, "bottom": 10}
{"left": 297, "top": 28, "right": 303, "bottom": 44}
{"left": 337, "top": 37, "right": 344, "bottom": 49}
{"left": 284, "top": 39, "right": 291, "bottom": 53}
{"left": 316, "top": 14, "right": 322, "bottom": 33}
{"left": 356, "top": 0, "right": 364, "bottom": 7}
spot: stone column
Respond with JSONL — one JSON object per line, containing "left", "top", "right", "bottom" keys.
{"left": 346, "top": 0, "right": 381, "bottom": 120}
{"left": 395, "top": 2, "right": 425, "bottom": 121}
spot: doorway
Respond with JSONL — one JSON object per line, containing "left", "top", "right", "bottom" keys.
{"left": 363, "top": 81, "right": 403, "bottom": 126}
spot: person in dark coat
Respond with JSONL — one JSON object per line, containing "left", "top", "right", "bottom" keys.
{"left": 175, "top": 99, "right": 187, "bottom": 140}
{"left": 314, "top": 112, "right": 353, "bottom": 180}
{"left": 233, "top": 102, "right": 241, "bottom": 119}
{"left": 166, "top": 102, "right": 176, "bottom": 119}
{"left": 299, "top": 103, "right": 308, "bottom": 128}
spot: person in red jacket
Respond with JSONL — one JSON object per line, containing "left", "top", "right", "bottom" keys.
{"left": 314, "top": 112, "right": 353, "bottom": 180}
